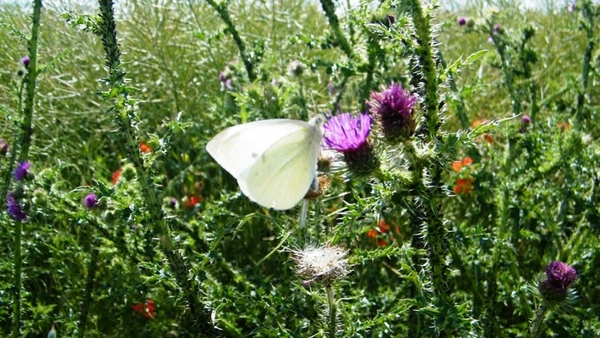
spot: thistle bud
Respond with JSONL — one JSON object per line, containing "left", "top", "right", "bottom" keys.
{"left": 368, "top": 83, "right": 417, "bottom": 143}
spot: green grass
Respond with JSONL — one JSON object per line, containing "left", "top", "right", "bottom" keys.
{"left": 1, "top": 0, "right": 600, "bottom": 337}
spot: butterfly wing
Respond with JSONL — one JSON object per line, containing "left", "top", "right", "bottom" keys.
{"left": 207, "top": 119, "right": 312, "bottom": 179}
{"left": 238, "top": 118, "right": 323, "bottom": 210}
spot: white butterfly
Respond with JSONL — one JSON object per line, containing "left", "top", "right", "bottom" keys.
{"left": 206, "top": 116, "right": 324, "bottom": 210}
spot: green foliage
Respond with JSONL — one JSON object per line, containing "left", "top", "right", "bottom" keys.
{"left": 1, "top": 0, "right": 600, "bottom": 337}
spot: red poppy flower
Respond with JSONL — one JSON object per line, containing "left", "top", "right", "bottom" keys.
{"left": 453, "top": 177, "right": 474, "bottom": 194}
{"left": 377, "top": 239, "right": 388, "bottom": 247}
{"left": 112, "top": 168, "right": 122, "bottom": 185}
{"left": 132, "top": 298, "right": 155, "bottom": 319}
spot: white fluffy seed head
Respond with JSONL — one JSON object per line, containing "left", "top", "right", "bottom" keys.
{"left": 292, "top": 245, "right": 350, "bottom": 285}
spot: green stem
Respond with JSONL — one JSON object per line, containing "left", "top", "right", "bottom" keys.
{"left": 11, "top": 217, "right": 22, "bottom": 338}
{"left": 436, "top": 47, "right": 469, "bottom": 129}
{"left": 18, "top": 0, "right": 42, "bottom": 160}
{"left": 78, "top": 234, "right": 99, "bottom": 338}
{"left": 205, "top": 0, "right": 256, "bottom": 81}
{"left": 576, "top": 3, "right": 595, "bottom": 122}
{"left": 96, "top": 1, "right": 217, "bottom": 334}
{"left": 492, "top": 31, "right": 521, "bottom": 115}
{"left": 406, "top": 0, "right": 449, "bottom": 305}
{"left": 361, "top": 38, "right": 378, "bottom": 112}
{"left": 11, "top": 2, "right": 42, "bottom": 337}
{"left": 526, "top": 303, "right": 548, "bottom": 338}
{"left": 319, "top": 0, "right": 354, "bottom": 58}
{"left": 326, "top": 284, "right": 337, "bottom": 338}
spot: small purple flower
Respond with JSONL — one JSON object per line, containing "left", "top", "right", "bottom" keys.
{"left": 0, "top": 139, "right": 8, "bottom": 156}
{"left": 328, "top": 82, "right": 335, "bottom": 94}
{"left": 6, "top": 192, "right": 28, "bottom": 221}
{"left": 568, "top": 1, "right": 576, "bottom": 12}
{"left": 83, "top": 193, "right": 99, "bottom": 210}
{"left": 488, "top": 36, "right": 495, "bottom": 44}
{"left": 324, "top": 113, "right": 378, "bottom": 174}
{"left": 368, "top": 83, "right": 417, "bottom": 142}
{"left": 546, "top": 261, "right": 577, "bottom": 288}
{"left": 14, "top": 161, "right": 30, "bottom": 181}
{"left": 457, "top": 16, "right": 467, "bottom": 26}
{"left": 219, "top": 71, "right": 233, "bottom": 90}
{"left": 519, "top": 115, "right": 531, "bottom": 133}
{"left": 493, "top": 24, "right": 503, "bottom": 34}
{"left": 20, "top": 56, "right": 30, "bottom": 67}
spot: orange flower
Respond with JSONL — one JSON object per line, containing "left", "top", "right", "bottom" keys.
{"left": 377, "top": 220, "right": 391, "bottom": 233}
{"left": 558, "top": 122, "right": 571, "bottom": 132}
{"left": 483, "top": 134, "right": 493, "bottom": 144}
{"left": 378, "top": 239, "right": 388, "bottom": 247}
{"left": 472, "top": 119, "right": 488, "bottom": 128}
{"left": 453, "top": 177, "right": 474, "bottom": 194}
{"left": 189, "top": 195, "right": 203, "bottom": 207}
{"left": 131, "top": 298, "right": 155, "bottom": 320}
{"left": 182, "top": 194, "right": 203, "bottom": 209}
{"left": 366, "top": 229, "right": 377, "bottom": 238}
{"left": 452, "top": 157, "right": 473, "bottom": 172}
{"left": 112, "top": 168, "right": 122, "bottom": 185}
{"left": 140, "top": 143, "right": 153, "bottom": 154}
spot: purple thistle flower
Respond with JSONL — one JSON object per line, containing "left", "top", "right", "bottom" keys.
{"left": 368, "top": 83, "right": 417, "bottom": 142}
{"left": 546, "top": 261, "right": 577, "bottom": 289}
{"left": 539, "top": 261, "right": 577, "bottom": 302}
{"left": 324, "top": 113, "right": 372, "bottom": 152}
{"left": 324, "top": 113, "right": 378, "bottom": 174}
{"left": 0, "top": 139, "right": 8, "bottom": 156}
{"left": 14, "top": 161, "right": 30, "bottom": 181}
{"left": 83, "top": 193, "right": 99, "bottom": 210}
{"left": 568, "top": 1, "right": 576, "bottom": 12}
{"left": 457, "top": 16, "right": 467, "bottom": 26}
{"left": 20, "top": 56, "right": 30, "bottom": 67}
{"left": 6, "top": 192, "right": 28, "bottom": 221}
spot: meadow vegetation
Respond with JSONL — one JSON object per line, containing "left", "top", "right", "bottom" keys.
{"left": 1, "top": 0, "right": 599, "bottom": 336}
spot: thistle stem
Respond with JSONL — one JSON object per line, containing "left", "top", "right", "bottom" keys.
{"left": 11, "top": 1, "right": 42, "bottom": 337}
{"left": 526, "top": 303, "right": 548, "bottom": 338}
{"left": 319, "top": 0, "right": 354, "bottom": 58}
{"left": 576, "top": 3, "right": 595, "bottom": 121}
{"left": 205, "top": 0, "right": 256, "bottom": 81}
{"left": 326, "top": 284, "right": 337, "bottom": 338}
